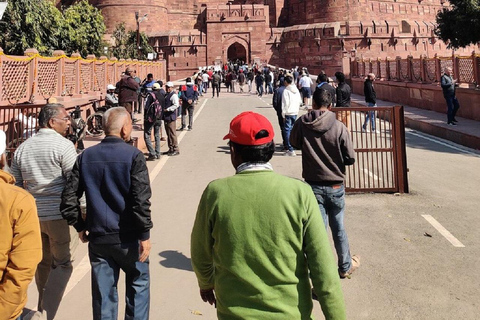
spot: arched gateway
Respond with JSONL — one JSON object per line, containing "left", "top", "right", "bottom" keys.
{"left": 227, "top": 42, "right": 247, "bottom": 62}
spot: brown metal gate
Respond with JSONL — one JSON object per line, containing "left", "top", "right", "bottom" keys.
{"left": 334, "top": 105, "right": 408, "bottom": 193}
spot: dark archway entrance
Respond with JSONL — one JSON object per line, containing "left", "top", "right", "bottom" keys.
{"left": 227, "top": 42, "right": 247, "bottom": 62}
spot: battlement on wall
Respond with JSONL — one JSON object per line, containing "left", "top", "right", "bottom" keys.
{"left": 206, "top": 4, "right": 268, "bottom": 23}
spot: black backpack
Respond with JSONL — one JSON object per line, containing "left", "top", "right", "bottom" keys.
{"left": 146, "top": 93, "right": 163, "bottom": 122}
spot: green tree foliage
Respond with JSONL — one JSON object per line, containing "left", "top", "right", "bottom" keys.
{"left": 111, "top": 22, "right": 153, "bottom": 60}
{"left": 0, "top": 0, "right": 106, "bottom": 57}
{"left": 62, "top": 0, "right": 106, "bottom": 57}
{"left": 0, "top": 0, "right": 64, "bottom": 55}
{"left": 436, "top": 0, "right": 480, "bottom": 48}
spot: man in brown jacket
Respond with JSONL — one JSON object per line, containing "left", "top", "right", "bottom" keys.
{"left": 0, "top": 130, "right": 42, "bottom": 320}
{"left": 290, "top": 89, "right": 360, "bottom": 279}
{"left": 116, "top": 67, "right": 140, "bottom": 119}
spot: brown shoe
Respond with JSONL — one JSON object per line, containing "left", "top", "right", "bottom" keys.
{"left": 339, "top": 255, "right": 360, "bottom": 279}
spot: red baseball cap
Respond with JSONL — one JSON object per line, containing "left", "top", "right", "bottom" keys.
{"left": 223, "top": 112, "right": 274, "bottom": 145}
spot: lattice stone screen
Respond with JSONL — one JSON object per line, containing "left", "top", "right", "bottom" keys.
{"left": 2, "top": 60, "right": 30, "bottom": 103}
{"left": 424, "top": 59, "right": 437, "bottom": 83}
{"left": 411, "top": 59, "right": 422, "bottom": 82}
{"left": 37, "top": 59, "right": 60, "bottom": 100}
{"left": 457, "top": 57, "right": 474, "bottom": 84}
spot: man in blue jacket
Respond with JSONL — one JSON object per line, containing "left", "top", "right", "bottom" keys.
{"left": 61, "top": 107, "right": 153, "bottom": 320}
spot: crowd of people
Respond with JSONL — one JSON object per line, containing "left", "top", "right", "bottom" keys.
{"left": 0, "top": 63, "right": 359, "bottom": 320}
{"left": 0, "top": 61, "right": 466, "bottom": 320}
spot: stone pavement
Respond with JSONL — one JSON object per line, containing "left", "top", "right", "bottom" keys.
{"left": 351, "top": 93, "right": 480, "bottom": 150}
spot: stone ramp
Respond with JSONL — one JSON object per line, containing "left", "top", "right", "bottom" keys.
{"left": 351, "top": 94, "right": 480, "bottom": 150}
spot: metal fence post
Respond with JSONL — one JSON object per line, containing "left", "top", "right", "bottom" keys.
{"left": 393, "top": 105, "right": 409, "bottom": 193}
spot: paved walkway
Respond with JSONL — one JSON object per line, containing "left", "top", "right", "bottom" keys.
{"left": 351, "top": 94, "right": 480, "bottom": 150}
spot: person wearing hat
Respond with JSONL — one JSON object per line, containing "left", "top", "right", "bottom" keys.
{"left": 143, "top": 82, "right": 166, "bottom": 161}
{"left": 115, "top": 67, "right": 140, "bottom": 121}
{"left": 191, "top": 112, "right": 346, "bottom": 320}
{"left": 0, "top": 130, "right": 42, "bottom": 320}
{"left": 179, "top": 77, "right": 199, "bottom": 131}
{"left": 105, "top": 84, "right": 119, "bottom": 108}
{"left": 163, "top": 82, "right": 180, "bottom": 156}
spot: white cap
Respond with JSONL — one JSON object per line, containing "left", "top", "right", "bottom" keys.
{"left": 107, "top": 84, "right": 116, "bottom": 90}
{"left": 0, "top": 130, "right": 6, "bottom": 155}
{"left": 165, "top": 81, "right": 174, "bottom": 87}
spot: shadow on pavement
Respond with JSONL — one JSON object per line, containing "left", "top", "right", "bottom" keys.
{"left": 159, "top": 250, "right": 193, "bottom": 271}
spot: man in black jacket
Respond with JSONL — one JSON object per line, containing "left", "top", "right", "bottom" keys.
{"left": 61, "top": 107, "right": 153, "bottom": 320}
{"left": 335, "top": 72, "right": 352, "bottom": 130}
{"left": 363, "top": 73, "right": 377, "bottom": 132}
{"left": 144, "top": 82, "right": 165, "bottom": 160}
{"left": 315, "top": 73, "right": 336, "bottom": 107}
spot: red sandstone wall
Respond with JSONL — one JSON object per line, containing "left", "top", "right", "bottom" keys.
{"left": 89, "top": 0, "right": 169, "bottom": 33}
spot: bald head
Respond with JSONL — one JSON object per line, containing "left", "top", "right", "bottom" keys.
{"left": 103, "top": 107, "right": 131, "bottom": 138}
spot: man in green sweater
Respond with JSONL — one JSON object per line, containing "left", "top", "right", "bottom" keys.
{"left": 191, "top": 111, "right": 346, "bottom": 320}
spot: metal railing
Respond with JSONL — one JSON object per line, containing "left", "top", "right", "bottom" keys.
{"left": 351, "top": 53, "right": 480, "bottom": 87}
{"left": 333, "top": 105, "right": 408, "bottom": 193}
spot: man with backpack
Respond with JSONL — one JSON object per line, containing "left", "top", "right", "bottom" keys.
{"left": 144, "top": 83, "right": 165, "bottom": 161}
{"left": 180, "top": 78, "right": 199, "bottom": 131}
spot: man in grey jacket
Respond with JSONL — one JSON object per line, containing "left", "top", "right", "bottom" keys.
{"left": 441, "top": 67, "right": 460, "bottom": 125}
{"left": 290, "top": 89, "right": 360, "bottom": 279}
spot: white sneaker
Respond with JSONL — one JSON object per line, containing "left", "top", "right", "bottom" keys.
{"left": 284, "top": 150, "right": 296, "bottom": 157}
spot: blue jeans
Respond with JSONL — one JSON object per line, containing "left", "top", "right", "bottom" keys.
{"left": 89, "top": 242, "right": 150, "bottom": 320}
{"left": 445, "top": 95, "right": 460, "bottom": 123}
{"left": 363, "top": 102, "right": 376, "bottom": 130}
{"left": 309, "top": 184, "right": 352, "bottom": 273}
{"left": 256, "top": 84, "right": 264, "bottom": 96}
{"left": 284, "top": 115, "right": 297, "bottom": 152}
{"left": 144, "top": 120, "right": 161, "bottom": 157}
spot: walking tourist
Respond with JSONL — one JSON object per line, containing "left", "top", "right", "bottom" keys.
{"left": 316, "top": 73, "right": 336, "bottom": 106}
{"left": 299, "top": 71, "right": 313, "bottom": 107}
{"left": 163, "top": 82, "right": 180, "bottom": 156}
{"left": 212, "top": 71, "right": 221, "bottom": 98}
{"left": 441, "top": 67, "right": 460, "bottom": 125}
{"left": 191, "top": 111, "right": 346, "bottom": 320}
{"left": 362, "top": 73, "right": 377, "bottom": 131}
{"left": 11, "top": 104, "right": 78, "bottom": 320}
{"left": 144, "top": 82, "right": 165, "bottom": 161}
{"left": 255, "top": 72, "right": 264, "bottom": 97}
{"left": 0, "top": 130, "right": 42, "bottom": 320}
{"left": 290, "top": 89, "right": 360, "bottom": 279}
{"left": 116, "top": 67, "right": 140, "bottom": 121}
{"left": 61, "top": 107, "right": 153, "bottom": 320}
{"left": 180, "top": 78, "right": 199, "bottom": 131}
{"left": 272, "top": 76, "right": 287, "bottom": 151}
{"left": 334, "top": 71, "right": 352, "bottom": 130}
{"left": 281, "top": 74, "right": 302, "bottom": 156}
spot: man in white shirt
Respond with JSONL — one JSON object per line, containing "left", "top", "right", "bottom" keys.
{"left": 298, "top": 72, "right": 313, "bottom": 108}
{"left": 281, "top": 74, "right": 302, "bottom": 156}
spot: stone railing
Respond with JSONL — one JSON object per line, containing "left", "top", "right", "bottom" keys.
{"left": 0, "top": 48, "right": 166, "bottom": 107}
{"left": 351, "top": 53, "right": 480, "bottom": 88}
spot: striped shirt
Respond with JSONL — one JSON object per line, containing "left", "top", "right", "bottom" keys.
{"left": 10, "top": 128, "right": 77, "bottom": 221}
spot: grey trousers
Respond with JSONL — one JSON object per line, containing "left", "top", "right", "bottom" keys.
{"left": 35, "top": 219, "right": 73, "bottom": 320}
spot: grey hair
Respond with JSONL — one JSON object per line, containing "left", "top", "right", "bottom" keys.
{"left": 103, "top": 107, "right": 129, "bottom": 135}
{"left": 38, "top": 104, "right": 64, "bottom": 128}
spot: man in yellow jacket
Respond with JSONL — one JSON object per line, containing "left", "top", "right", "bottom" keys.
{"left": 0, "top": 130, "right": 42, "bottom": 320}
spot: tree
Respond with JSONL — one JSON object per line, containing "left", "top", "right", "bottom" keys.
{"left": 0, "top": 0, "right": 106, "bottom": 57}
{"left": 436, "top": 0, "right": 480, "bottom": 49}
{"left": 61, "top": 0, "right": 107, "bottom": 57}
{"left": 0, "top": 0, "right": 64, "bottom": 55}
{"left": 111, "top": 22, "right": 153, "bottom": 60}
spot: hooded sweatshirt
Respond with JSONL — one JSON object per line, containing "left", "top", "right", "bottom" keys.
{"left": 281, "top": 84, "right": 302, "bottom": 117}
{"left": 290, "top": 109, "right": 355, "bottom": 184}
